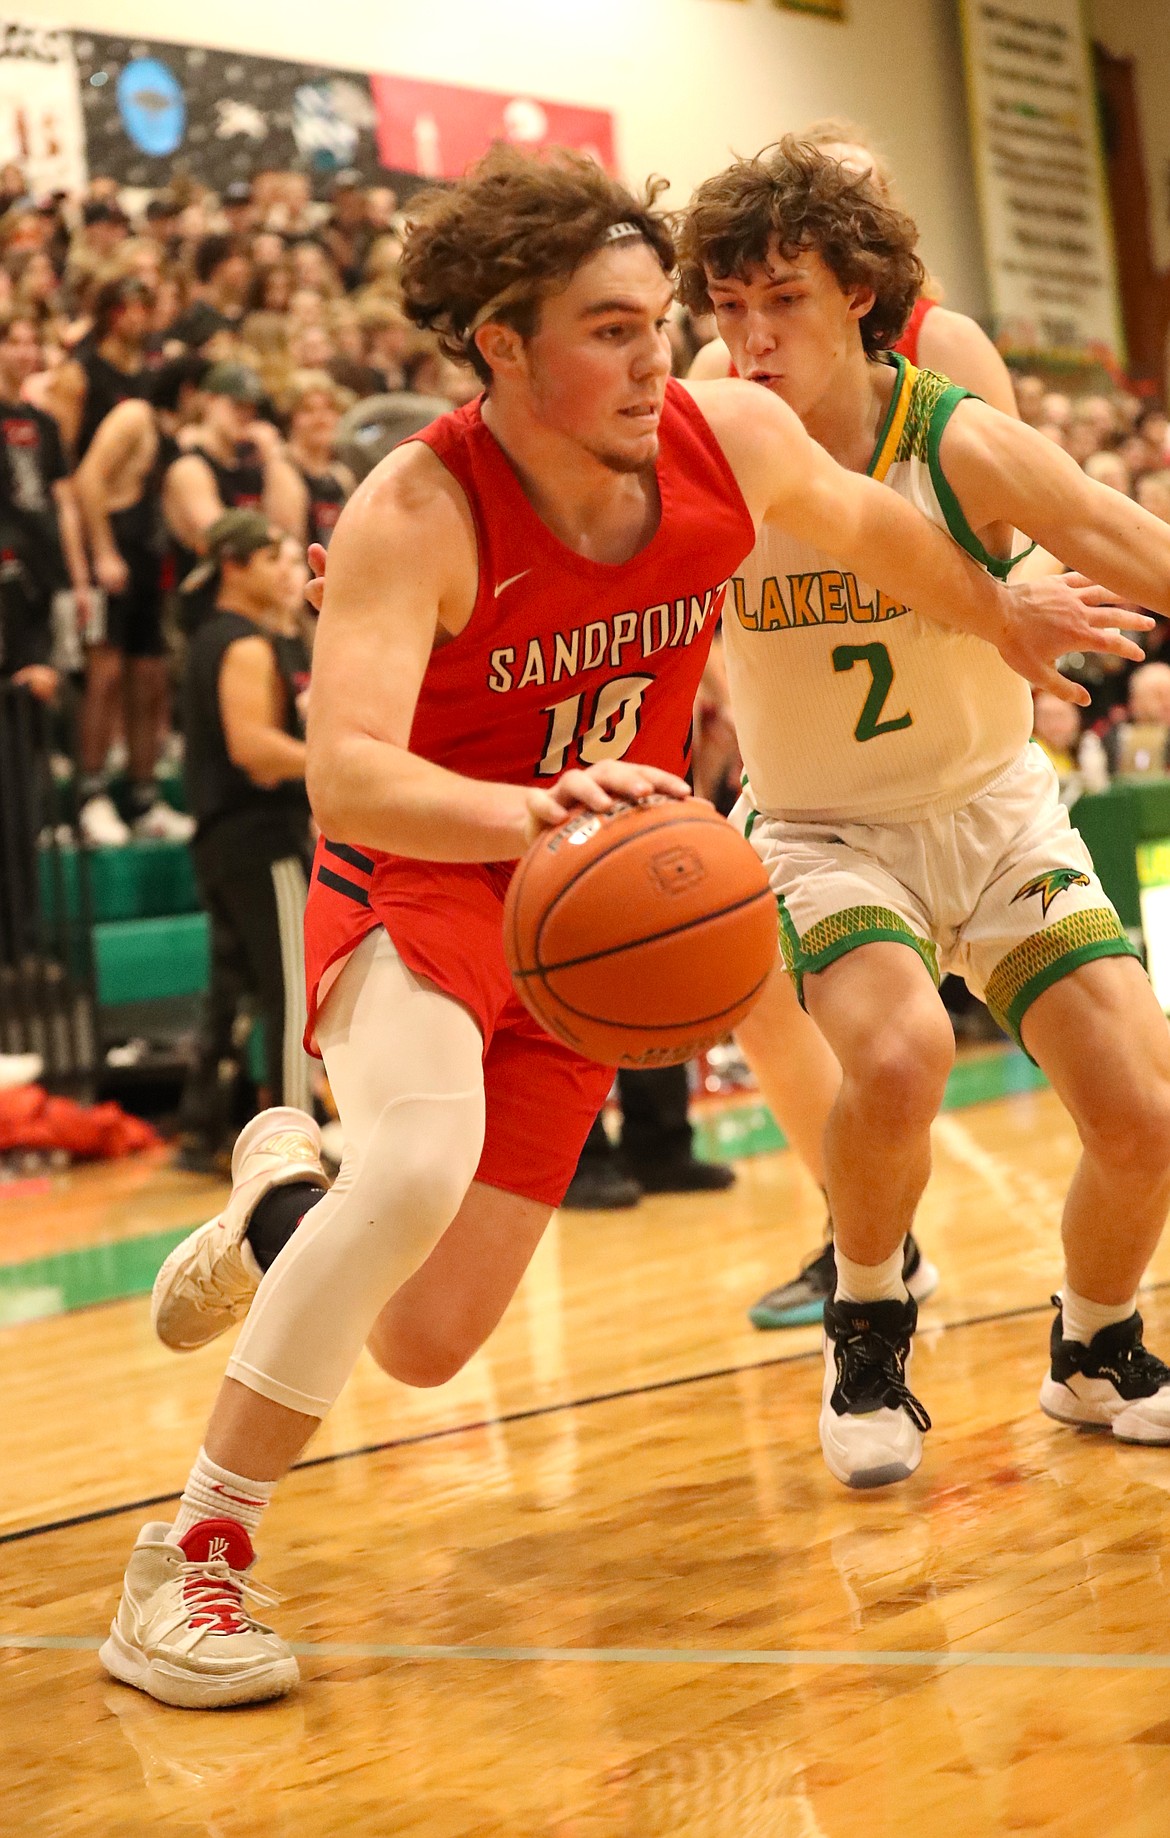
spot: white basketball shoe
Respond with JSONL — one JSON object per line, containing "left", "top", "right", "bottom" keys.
{"left": 1040, "top": 1298, "right": 1170, "bottom": 1442}
{"left": 154, "top": 1108, "right": 327, "bottom": 1350}
{"left": 819, "top": 1294, "right": 931, "bottom": 1489}
{"left": 100, "top": 1517, "right": 298, "bottom": 1709}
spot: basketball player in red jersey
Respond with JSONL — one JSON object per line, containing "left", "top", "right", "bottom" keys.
{"left": 102, "top": 150, "right": 1141, "bottom": 1708}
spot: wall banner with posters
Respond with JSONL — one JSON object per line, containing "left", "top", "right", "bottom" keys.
{"left": 958, "top": 0, "right": 1124, "bottom": 363}
{"left": 0, "top": 19, "right": 86, "bottom": 198}
{"left": 69, "top": 32, "right": 383, "bottom": 191}
{"left": 369, "top": 74, "right": 616, "bottom": 181}
{"left": 0, "top": 19, "right": 620, "bottom": 199}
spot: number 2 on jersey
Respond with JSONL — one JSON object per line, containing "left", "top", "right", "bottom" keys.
{"left": 832, "top": 642, "right": 913, "bottom": 743}
{"left": 537, "top": 674, "right": 654, "bottom": 776}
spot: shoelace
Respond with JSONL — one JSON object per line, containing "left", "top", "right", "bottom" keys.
{"left": 1102, "top": 1334, "right": 1170, "bottom": 1393}
{"left": 834, "top": 1328, "right": 932, "bottom": 1432}
{"left": 1053, "top": 1297, "right": 1170, "bottom": 1394}
{"left": 180, "top": 1560, "right": 281, "bottom": 1635}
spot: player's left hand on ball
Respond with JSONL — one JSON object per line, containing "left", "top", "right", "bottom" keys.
{"left": 305, "top": 542, "right": 328, "bottom": 613}
{"left": 1003, "top": 573, "right": 1153, "bottom": 705}
{"left": 524, "top": 761, "right": 690, "bottom": 845}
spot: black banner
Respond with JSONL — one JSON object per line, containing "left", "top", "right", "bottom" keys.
{"left": 71, "top": 33, "right": 386, "bottom": 192}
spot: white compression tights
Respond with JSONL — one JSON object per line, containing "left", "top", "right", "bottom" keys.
{"left": 225, "top": 929, "right": 486, "bottom": 1417}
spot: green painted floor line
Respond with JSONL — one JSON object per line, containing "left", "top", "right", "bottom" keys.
{"left": 3, "top": 1633, "right": 1167, "bottom": 1671}
{"left": 0, "top": 1226, "right": 187, "bottom": 1327}
{"left": 0, "top": 1047, "right": 1046, "bottom": 1327}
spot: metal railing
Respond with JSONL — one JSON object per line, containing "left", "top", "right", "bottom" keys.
{"left": 0, "top": 680, "right": 97, "bottom": 1089}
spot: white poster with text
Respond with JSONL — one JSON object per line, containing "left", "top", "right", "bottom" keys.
{"left": 959, "top": 0, "right": 1123, "bottom": 362}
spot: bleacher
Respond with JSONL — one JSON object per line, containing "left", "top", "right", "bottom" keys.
{"left": 38, "top": 769, "right": 214, "bottom": 1090}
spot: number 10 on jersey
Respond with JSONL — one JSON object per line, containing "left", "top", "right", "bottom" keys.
{"left": 537, "top": 674, "right": 654, "bottom": 776}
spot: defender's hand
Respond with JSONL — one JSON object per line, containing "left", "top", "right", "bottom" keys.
{"left": 1002, "top": 573, "right": 1154, "bottom": 706}
{"left": 523, "top": 761, "right": 691, "bottom": 848}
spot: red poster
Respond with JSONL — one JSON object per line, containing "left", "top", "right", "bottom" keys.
{"left": 370, "top": 73, "right": 616, "bottom": 178}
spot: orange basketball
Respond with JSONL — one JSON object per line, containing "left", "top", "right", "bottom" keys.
{"left": 503, "top": 797, "right": 777, "bottom": 1068}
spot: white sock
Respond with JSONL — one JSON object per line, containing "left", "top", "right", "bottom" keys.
{"left": 835, "top": 1246, "right": 907, "bottom": 1305}
{"left": 171, "top": 1447, "right": 276, "bottom": 1542}
{"left": 1060, "top": 1284, "right": 1138, "bottom": 1349}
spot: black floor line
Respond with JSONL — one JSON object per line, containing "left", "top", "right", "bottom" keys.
{"left": 8, "top": 1283, "right": 1161, "bottom": 1551}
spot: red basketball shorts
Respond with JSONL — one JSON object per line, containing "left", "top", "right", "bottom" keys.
{"left": 304, "top": 837, "right": 613, "bottom": 1208}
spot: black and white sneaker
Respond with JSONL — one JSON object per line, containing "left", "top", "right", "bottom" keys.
{"left": 750, "top": 1231, "right": 939, "bottom": 1330}
{"left": 820, "top": 1295, "right": 931, "bottom": 1489}
{"left": 1040, "top": 1298, "right": 1170, "bottom": 1443}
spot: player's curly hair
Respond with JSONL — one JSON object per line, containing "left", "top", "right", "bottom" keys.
{"left": 676, "top": 138, "right": 924, "bottom": 357}
{"left": 399, "top": 145, "right": 675, "bottom": 385}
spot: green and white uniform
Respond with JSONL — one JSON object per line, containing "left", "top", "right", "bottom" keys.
{"left": 728, "top": 355, "right": 1135, "bottom": 1046}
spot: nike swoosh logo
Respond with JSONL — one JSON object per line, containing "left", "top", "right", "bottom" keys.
{"left": 494, "top": 570, "right": 531, "bottom": 597}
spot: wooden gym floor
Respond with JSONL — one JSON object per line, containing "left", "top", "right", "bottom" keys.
{"left": 4, "top": 1052, "right": 1170, "bottom": 1837}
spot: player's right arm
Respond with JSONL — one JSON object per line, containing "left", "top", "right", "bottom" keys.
{"left": 307, "top": 448, "right": 685, "bottom": 860}
{"left": 692, "top": 378, "right": 1149, "bottom": 704}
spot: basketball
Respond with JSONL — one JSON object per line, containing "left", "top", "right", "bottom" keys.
{"left": 503, "top": 797, "right": 777, "bottom": 1067}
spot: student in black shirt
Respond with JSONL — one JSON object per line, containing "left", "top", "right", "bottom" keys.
{"left": 73, "top": 354, "right": 206, "bottom": 844}
{"left": 0, "top": 309, "right": 91, "bottom": 685}
{"left": 178, "top": 510, "right": 313, "bottom": 1166}
{"left": 46, "top": 275, "right": 154, "bottom": 464}
{"left": 283, "top": 370, "right": 354, "bottom": 555}
{"left": 163, "top": 363, "right": 307, "bottom": 632}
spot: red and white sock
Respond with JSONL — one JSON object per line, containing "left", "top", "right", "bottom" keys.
{"left": 171, "top": 1447, "right": 276, "bottom": 1542}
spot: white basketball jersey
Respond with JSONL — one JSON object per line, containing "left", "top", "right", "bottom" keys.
{"left": 724, "top": 356, "right": 1034, "bottom": 824}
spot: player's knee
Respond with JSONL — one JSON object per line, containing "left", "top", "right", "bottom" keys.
{"left": 352, "top": 1091, "right": 484, "bottom": 1283}
{"left": 1080, "top": 1072, "right": 1170, "bottom": 1174}
{"left": 373, "top": 1326, "right": 477, "bottom": 1389}
{"left": 849, "top": 1010, "right": 953, "bottom": 1132}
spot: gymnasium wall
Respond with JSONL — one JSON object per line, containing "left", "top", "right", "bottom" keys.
{"left": 1090, "top": 0, "right": 1170, "bottom": 275}
{"left": 47, "top": 0, "right": 990, "bottom": 319}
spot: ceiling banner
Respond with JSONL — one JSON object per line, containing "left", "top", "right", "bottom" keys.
{"left": 370, "top": 73, "right": 616, "bottom": 180}
{"left": 959, "top": 0, "right": 1124, "bottom": 362}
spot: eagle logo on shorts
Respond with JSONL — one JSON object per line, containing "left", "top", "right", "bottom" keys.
{"left": 1011, "top": 868, "right": 1091, "bottom": 920}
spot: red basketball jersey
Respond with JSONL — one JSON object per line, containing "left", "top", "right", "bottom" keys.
{"left": 303, "top": 378, "right": 756, "bottom": 1046}
{"left": 893, "top": 297, "right": 935, "bottom": 365}
{"left": 405, "top": 378, "right": 753, "bottom": 786}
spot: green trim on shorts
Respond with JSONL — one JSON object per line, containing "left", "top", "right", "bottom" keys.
{"left": 983, "top": 908, "right": 1138, "bottom": 1049}
{"left": 776, "top": 896, "right": 939, "bottom": 1008}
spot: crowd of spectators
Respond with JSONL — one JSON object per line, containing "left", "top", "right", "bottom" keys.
{"left": 1014, "top": 373, "right": 1170, "bottom": 799}
{"left": 0, "top": 162, "right": 490, "bottom": 850}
